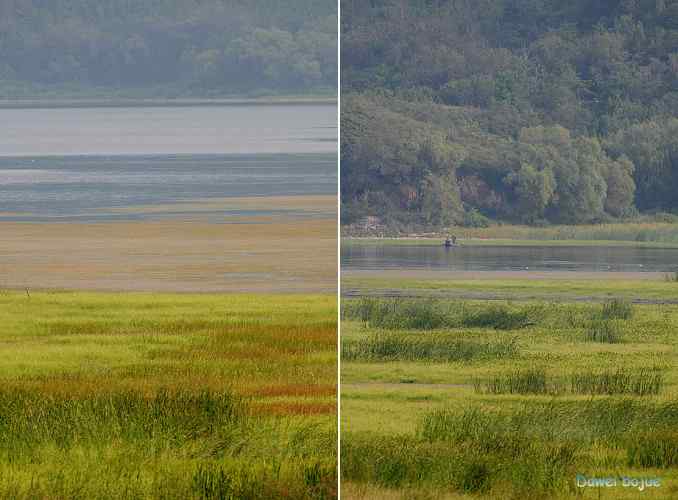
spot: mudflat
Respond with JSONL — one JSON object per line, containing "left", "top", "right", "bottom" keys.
{"left": 0, "top": 195, "right": 337, "bottom": 293}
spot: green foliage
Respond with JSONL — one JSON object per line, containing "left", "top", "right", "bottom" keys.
{"left": 0, "top": 1, "right": 337, "bottom": 97}
{"left": 342, "top": 0, "right": 678, "bottom": 228}
{"left": 504, "top": 164, "right": 555, "bottom": 223}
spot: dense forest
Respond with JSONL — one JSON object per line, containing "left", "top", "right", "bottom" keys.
{"left": 341, "top": 0, "right": 678, "bottom": 229}
{"left": 0, "top": 0, "right": 337, "bottom": 97}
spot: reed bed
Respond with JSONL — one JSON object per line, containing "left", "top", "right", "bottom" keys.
{"left": 342, "top": 334, "right": 518, "bottom": 362}
{"left": 584, "top": 318, "right": 624, "bottom": 343}
{"left": 474, "top": 368, "right": 663, "bottom": 396}
{"left": 343, "top": 399, "right": 678, "bottom": 496}
{"left": 600, "top": 298, "right": 634, "bottom": 320}
{"left": 474, "top": 368, "right": 551, "bottom": 395}
{"left": 439, "top": 221, "right": 678, "bottom": 243}
{"left": 343, "top": 297, "right": 536, "bottom": 331}
{"left": 571, "top": 368, "right": 664, "bottom": 396}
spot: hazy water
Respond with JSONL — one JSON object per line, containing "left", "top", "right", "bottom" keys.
{"left": 342, "top": 243, "right": 678, "bottom": 273}
{"left": 0, "top": 104, "right": 337, "bottom": 221}
{"left": 0, "top": 104, "right": 336, "bottom": 156}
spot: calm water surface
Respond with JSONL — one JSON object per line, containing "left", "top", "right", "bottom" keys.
{"left": 342, "top": 243, "right": 678, "bottom": 273}
{"left": 0, "top": 104, "right": 336, "bottom": 221}
{"left": 0, "top": 104, "right": 336, "bottom": 156}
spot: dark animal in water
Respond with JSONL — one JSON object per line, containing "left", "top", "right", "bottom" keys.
{"left": 444, "top": 235, "right": 457, "bottom": 247}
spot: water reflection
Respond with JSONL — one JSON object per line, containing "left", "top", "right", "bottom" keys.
{"left": 342, "top": 243, "right": 678, "bottom": 273}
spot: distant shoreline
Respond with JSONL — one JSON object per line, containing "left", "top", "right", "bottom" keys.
{"left": 0, "top": 96, "right": 337, "bottom": 109}
{"left": 342, "top": 236, "right": 678, "bottom": 249}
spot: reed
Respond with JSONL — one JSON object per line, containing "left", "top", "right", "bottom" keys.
{"left": 584, "top": 318, "right": 623, "bottom": 343}
{"left": 474, "top": 368, "right": 552, "bottom": 395}
{"left": 570, "top": 368, "right": 663, "bottom": 396}
{"left": 342, "top": 334, "right": 518, "bottom": 362}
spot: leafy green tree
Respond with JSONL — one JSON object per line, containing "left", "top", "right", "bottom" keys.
{"left": 504, "top": 164, "right": 555, "bottom": 223}
{"left": 341, "top": 0, "right": 678, "bottom": 228}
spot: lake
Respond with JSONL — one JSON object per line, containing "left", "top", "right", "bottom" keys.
{"left": 0, "top": 104, "right": 337, "bottom": 292}
{"left": 0, "top": 104, "right": 336, "bottom": 156}
{"left": 0, "top": 104, "right": 336, "bottom": 221}
{"left": 342, "top": 242, "right": 678, "bottom": 273}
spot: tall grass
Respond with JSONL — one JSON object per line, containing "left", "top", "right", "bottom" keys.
{"left": 0, "top": 389, "right": 244, "bottom": 454}
{"left": 571, "top": 368, "right": 663, "bottom": 396}
{"left": 342, "top": 298, "right": 535, "bottom": 331}
{"left": 600, "top": 298, "right": 634, "bottom": 320}
{"left": 0, "top": 291, "right": 338, "bottom": 499}
{"left": 342, "top": 399, "right": 678, "bottom": 496}
{"left": 440, "top": 221, "right": 678, "bottom": 243}
{"left": 474, "top": 368, "right": 552, "bottom": 395}
{"left": 584, "top": 318, "right": 623, "bottom": 343}
{"left": 626, "top": 431, "right": 678, "bottom": 468}
{"left": 341, "top": 298, "right": 452, "bottom": 329}
{"left": 474, "top": 368, "right": 664, "bottom": 396}
{"left": 0, "top": 388, "right": 337, "bottom": 499}
{"left": 342, "top": 334, "right": 518, "bottom": 362}
{"left": 461, "top": 305, "right": 533, "bottom": 330}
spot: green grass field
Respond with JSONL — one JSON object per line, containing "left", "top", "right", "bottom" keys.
{"left": 0, "top": 290, "right": 337, "bottom": 499}
{"left": 341, "top": 294, "right": 678, "bottom": 499}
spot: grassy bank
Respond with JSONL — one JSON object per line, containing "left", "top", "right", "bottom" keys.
{"left": 342, "top": 275, "right": 678, "bottom": 302}
{"left": 341, "top": 296, "right": 678, "bottom": 499}
{"left": 0, "top": 291, "right": 337, "bottom": 499}
{"left": 343, "top": 221, "right": 678, "bottom": 247}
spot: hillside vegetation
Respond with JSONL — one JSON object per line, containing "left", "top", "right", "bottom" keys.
{"left": 341, "top": 0, "right": 678, "bottom": 230}
{"left": 0, "top": 0, "right": 337, "bottom": 98}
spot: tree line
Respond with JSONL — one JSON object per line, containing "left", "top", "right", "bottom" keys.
{"left": 0, "top": 0, "right": 337, "bottom": 96}
{"left": 341, "top": 0, "right": 678, "bottom": 229}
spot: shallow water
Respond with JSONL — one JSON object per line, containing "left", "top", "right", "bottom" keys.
{"left": 0, "top": 104, "right": 336, "bottom": 156}
{"left": 0, "top": 154, "right": 335, "bottom": 221}
{"left": 342, "top": 242, "right": 678, "bottom": 273}
{"left": 0, "top": 104, "right": 337, "bottom": 222}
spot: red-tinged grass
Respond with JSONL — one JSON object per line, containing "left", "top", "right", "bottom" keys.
{"left": 252, "top": 401, "right": 337, "bottom": 416}
{"left": 250, "top": 384, "right": 337, "bottom": 398}
{"left": 0, "top": 291, "right": 337, "bottom": 498}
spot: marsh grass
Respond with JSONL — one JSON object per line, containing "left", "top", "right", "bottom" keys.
{"left": 626, "top": 431, "right": 678, "bottom": 468}
{"left": 426, "top": 221, "right": 678, "bottom": 243}
{"left": 474, "top": 368, "right": 553, "bottom": 395}
{"left": 342, "top": 296, "right": 678, "bottom": 499}
{"left": 474, "top": 368, "right": 664, "bottom": 396}
{"left": 343, "top": 399, "right": 678, "bottom": 497}
{"left": 600, "top": 298, "right": 634, "bottom": 320}
{"left": 343, "top": 298, "right": 536, "bottom": 331}
{"left": 342, "top": 298, "right": 452, "bottom": 330}
{"left": 0, "top": 389, "right": 244, "bottom": 453}
{"left": 0, "top": 291, "right": 337, "bottom": 499}
{"left": 460, "top": 305, "right": 534, "bottom": 330}
{"left": 571, "top": 368, "right": 663, "bottom": 396}
{"left": 342, "top": 334, "right": 518, "bottom": 362}
{"left": 584, "top": 318, "right": 623, "bottom": 343}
